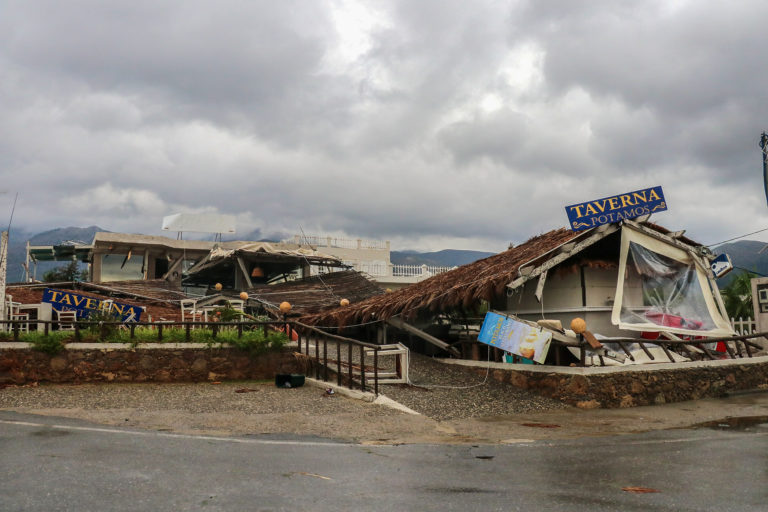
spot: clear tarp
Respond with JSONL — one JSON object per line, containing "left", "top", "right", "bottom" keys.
{"left": 611, "top": 227, "right": 733, "bottom": 337}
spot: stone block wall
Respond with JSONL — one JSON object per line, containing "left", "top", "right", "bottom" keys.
{"left": 459, "top": 357, "right": 768, "bottom": 408}
{"left": 0, "top": 343, "right": 314, "bottom": 384}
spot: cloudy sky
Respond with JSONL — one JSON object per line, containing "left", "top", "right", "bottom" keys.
{"left": 1, "top": 0, "right": 767, "bottom": 252}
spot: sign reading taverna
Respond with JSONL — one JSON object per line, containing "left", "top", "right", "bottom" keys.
{"left": 42, "top": 288, "right": 143, "bottom": 322}
{"left": 565, "top": 186, "right": 667, "bottom": 232}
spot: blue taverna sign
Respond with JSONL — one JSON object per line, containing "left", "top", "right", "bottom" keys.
{"left": 42, "top": 288, "right": 143, "bottom": 322}
{"left": 565, "top": 186, "right": 667, "bottom": 232}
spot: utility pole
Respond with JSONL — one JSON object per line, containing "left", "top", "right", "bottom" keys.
{"left": 0, "top": 231, "right": 7, "bottom": 324}
{"left": 760, "top": 132, "right": 768, "bottom": 206}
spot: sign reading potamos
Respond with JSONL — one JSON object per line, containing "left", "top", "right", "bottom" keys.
{"left": 42, "top": 288, "right": 143, "bottom": 322}
{"left": 565, "top": 186, "right": 667, "bottom": 231}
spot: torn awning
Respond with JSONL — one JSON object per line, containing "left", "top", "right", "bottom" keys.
{"left": 611, "top": 226, "right": 733, "bottom": 337}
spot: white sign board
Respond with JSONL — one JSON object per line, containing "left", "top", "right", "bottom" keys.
{"left": 162, "top": 213, "right": 236, "bottom": 234}
{"left": 711, "top": 254, "right": 733, "bottom": 279}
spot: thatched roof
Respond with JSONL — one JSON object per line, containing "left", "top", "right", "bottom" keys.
{"left": 247, "top": 270, "right": 384, "bottom": 316}
{"left": 301, "top": 227, "right": 581, "bottom": 327}
{"left": 300, "top": 221, "right": 702, "bottom": 328}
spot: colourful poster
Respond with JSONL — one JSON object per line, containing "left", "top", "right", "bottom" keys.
{"left": 477, "top": 312, "right": 552, "bottom": 364}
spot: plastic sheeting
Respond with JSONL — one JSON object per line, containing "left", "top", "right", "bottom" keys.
{"left": 611, "top": 227, "right": 733, "bottom": 337}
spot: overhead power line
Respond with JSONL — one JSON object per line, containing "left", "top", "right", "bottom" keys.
{"left": 706, "top": 226, "right": 768, "bottom": 248}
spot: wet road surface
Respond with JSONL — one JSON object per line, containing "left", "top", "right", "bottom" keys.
{"left": 1, "top": 410, "right": 766, "bottom": 511}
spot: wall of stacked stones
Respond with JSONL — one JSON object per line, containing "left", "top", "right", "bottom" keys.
{"left": 0, "top": 344, "right": 313, "bottom": 384}
{"left": 468, "top": 357, "right": 768, "bottom": 408}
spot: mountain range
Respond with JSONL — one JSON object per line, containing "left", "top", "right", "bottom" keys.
{"left": 390, "top": 249, "right": 495, "bottom": 267}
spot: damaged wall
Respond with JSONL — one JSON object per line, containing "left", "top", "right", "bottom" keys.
{"left": 454, "top": 356, "right": 768, "bottom": 408}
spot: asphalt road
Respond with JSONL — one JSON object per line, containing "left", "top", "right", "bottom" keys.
{"left": 1, "top": 411, "right": 766, "bottom": 512}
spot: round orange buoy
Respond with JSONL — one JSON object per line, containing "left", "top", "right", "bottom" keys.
{"left": 214, "top": 283, "right": 223, "bottom": 291}
{"left": 570, "top": 317, "right": 587, "bottom": 334}
{"left": 279, "top": 301, "right": 292, "bottom": 313}
{"left": 239, "top": 291, "right": 249, "bottom": 300}
{"left": 340, "top": 298, "right": 350, "bottom": 307}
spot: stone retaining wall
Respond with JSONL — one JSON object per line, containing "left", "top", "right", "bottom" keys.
{"left": 446, "top": 357, "right": 768, "bottom": 408}
{"left": 0, "top": 343, "right": 313, "bottom": 384}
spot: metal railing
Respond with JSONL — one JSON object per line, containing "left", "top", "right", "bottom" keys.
{"left": 0, "top": 319, "right": 290, "bottom": 342}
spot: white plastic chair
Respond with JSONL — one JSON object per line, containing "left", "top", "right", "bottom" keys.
{"left": 10, "top": 303, "right": 29, "bottom": 333}
{"left": 55, "top": 309, "right": 78, "bottom": 331}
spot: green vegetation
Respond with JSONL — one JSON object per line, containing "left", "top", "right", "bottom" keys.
{"left": 721, "top": 271, "right": 756, "bottom": 320}
{"left": 21, "top": 331, "right": 69, "bottom": 355}
{"left": 42, "top": 260, "right": 89, "bottom": 282}
{"left": 0, "top": 324, "right": 288, "bottom": 355}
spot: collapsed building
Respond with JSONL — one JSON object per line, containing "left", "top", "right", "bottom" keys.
{"left": 18, "top": 232, "right": 384, "bottom": 324}
{"left": 301, "top": 219, "right": 753, "bottom": 366}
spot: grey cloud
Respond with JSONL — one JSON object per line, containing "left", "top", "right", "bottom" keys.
{"left": 0, "top": 0, "right": 767, "bottom": 251}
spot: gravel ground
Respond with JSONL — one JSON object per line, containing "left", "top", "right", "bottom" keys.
{"left": 4, "top": 355, "right": 768, "bottom": 444}
{"left": 0, "top": 349, "right": 568, "bottom": 443}
{"left": 0, "top": 380, "right": 436, "bottom": 443}
{"left": 300, "top": 339, "right": 569, "bottom": 420}
{"left": 380, "top": 353, "right": 569, "bottom": 420}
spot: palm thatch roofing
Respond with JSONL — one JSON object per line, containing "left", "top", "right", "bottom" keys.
{"left": 300, "top": 222, "right": 700, "bottom": 328}
{"left": 301, "top": 228, "right": 580, "bottom": 327}
{"left": 247, "top": 270, "right": 384, "bottom": 316}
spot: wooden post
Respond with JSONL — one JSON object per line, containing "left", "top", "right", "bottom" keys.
{"left": 348, "top": 342, "right": 353, "bottom": 389}
{"left": 360, "top": 345, "right": 366, "bottom": 391}
{"left": 336, "top": 341, "right": 341, "bottom": 386}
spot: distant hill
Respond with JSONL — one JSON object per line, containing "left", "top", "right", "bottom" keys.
{"left": 391, "top": 249, "right": 496, "bottom": 267}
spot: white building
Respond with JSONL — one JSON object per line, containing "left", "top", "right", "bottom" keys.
{"left": 287, "top": 234, "right": 455, "bottom": 290}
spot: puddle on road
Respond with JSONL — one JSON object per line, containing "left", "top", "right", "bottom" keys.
{"left": 687, "top": 416, "right": 768, "bottom": 432}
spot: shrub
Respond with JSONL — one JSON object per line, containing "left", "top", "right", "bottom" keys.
{"left": 23, "top": 332, "right": 69, "bottom": 355}
{"left": 11, "top": 322, "right": 288, "bottom": 355}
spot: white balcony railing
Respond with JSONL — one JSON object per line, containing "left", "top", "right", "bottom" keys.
{"left": 289, "top": 234, "right": 389, "bottom": 250}
{"left": 730, "top": 317, "right": 756, "bottom": 335}
{"left": 338, "top": 262, "right": 455, "bottom": 278}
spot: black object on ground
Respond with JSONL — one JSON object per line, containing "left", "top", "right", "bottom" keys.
{"left": 275, "top": 374, "right": 305, "bottom": 388}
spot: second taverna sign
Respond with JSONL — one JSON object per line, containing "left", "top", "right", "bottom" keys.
{"left": 565, "top": 186, "right": 667, "bottom": 231}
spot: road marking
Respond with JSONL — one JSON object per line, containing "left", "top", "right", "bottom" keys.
{"left": 0, "top": 419, "right": 355, "bottom": 448}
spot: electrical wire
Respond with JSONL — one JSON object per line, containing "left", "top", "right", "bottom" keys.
{"left": 705, "top": 227, "right": 768, "bottom": 247}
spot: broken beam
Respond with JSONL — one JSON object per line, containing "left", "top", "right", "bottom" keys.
{"left": 387, "top": 317, "right": 460, "bottom": 357}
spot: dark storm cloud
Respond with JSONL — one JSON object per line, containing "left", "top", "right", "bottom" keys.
{"left": 0, "top": 0, "right": 766, "bottom": 250}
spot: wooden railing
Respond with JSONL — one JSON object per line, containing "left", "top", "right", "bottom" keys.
{"left": 556, "top": 331, "right": 767, "bottom": 366}
{"left": 293, "top": 321, "right": 381, "bottom": 396}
